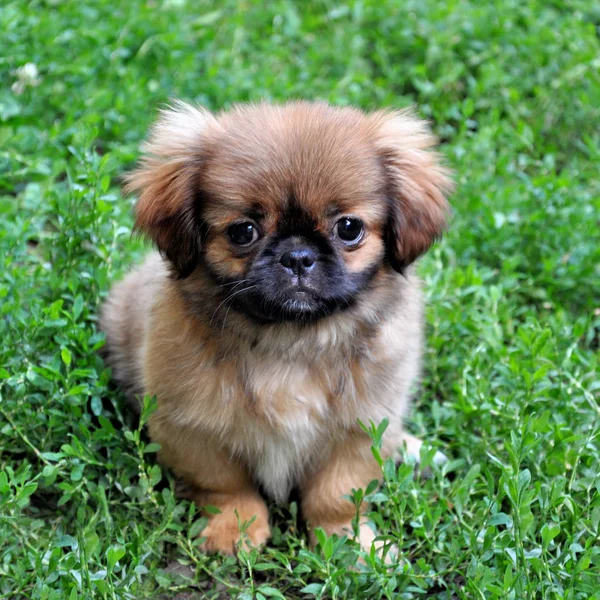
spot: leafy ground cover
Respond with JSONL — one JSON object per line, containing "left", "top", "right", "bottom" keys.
{"left": 1, "top": 0, "right": 599, "bottom": 598}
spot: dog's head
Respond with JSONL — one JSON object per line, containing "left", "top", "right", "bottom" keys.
{"left": 127, "top": 101, "right": 452, "bottom": 324}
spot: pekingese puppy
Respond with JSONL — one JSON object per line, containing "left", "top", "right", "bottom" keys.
{"left": 100, "top": 101, "right": 452, "bottom": 555}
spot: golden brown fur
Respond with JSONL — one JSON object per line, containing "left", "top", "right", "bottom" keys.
{"left": 100, "top": 100, "right": 452, "bottom": 555}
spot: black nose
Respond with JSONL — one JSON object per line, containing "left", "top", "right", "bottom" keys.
{"left": 279, "top": 248, "right": 316, "bottom": 275}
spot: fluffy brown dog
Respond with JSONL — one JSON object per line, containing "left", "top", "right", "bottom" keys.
{"left": 100, "top": 101, "right": 452, "bottom": 555}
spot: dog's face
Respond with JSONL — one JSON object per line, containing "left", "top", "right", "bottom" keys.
{"left": 128, "top": 102, "right": 452, "bottom": 324}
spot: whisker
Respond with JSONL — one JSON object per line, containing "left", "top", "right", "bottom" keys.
{"left": 221, "top": 286, "right": 258, "bottom": 331}
{"left": 209, "top": 283, "right": 249, "bottom": 324}
{"left": 210, "top": 285, "right": 257, "bottom": 327}
{"left": 216, "top": 278, "right": 250, "bottom": 290}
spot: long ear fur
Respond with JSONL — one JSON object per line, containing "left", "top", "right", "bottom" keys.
{"left": 373, "top": 109, "right": 453, "bottom": 272}
{"left": 125, "top": 101, "right": 218, "bottom": 277}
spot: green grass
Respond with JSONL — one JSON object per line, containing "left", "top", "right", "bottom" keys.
{"left": 1, "top": 0, "right": 599, "bottom": 598}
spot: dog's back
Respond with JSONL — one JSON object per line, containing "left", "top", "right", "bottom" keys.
{"left": 100, "top": 252, "right": 168, "bottom": 407}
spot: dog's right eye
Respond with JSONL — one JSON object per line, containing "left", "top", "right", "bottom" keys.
{"left": 227, "top": 222, "right": 259, "bottom": 246}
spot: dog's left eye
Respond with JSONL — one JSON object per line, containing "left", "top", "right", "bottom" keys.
{"left": 335, "top": 217, "right": 364, "bottom": 244}
{"left": 228, "top": 222, "right": 259, "bottom": 246}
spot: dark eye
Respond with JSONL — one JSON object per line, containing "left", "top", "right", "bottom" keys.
{"left": 227, "top": 222, "right": 259, "bottom": 246}
{"left": 335, "top": 217, "right": 364, "bottom": 244}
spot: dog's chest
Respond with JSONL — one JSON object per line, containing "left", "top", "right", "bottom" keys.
{"left": 232, "top": 358, "right": 337, "bottom": 502}
{"left": 244, "top": 358, "right": 333, "bottom": 422}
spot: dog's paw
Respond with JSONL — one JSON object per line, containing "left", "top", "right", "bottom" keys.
{"left": 196, "top": 493, "right": 271, "bottom": 555}
{"left": 199, "top": 514, "right": 270, "bottom": 555}
{"left": 402, "top": 433, "right": 448, "bottom": 466}
{"left": 311, "top": 520, "right": 399, "bottom": 565}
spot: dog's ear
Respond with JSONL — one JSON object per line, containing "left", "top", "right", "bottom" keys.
{"left": 373, "top": 110, "right": 453, "bottom": 272}
{"left": 125, "top": 101, "right": 218, "bottom": 278}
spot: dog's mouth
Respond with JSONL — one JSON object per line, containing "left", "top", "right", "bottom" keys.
{"left": 230, "top": 287, "right": 344, "bottom": 324}
{"left": 280, "top": 293, "right": 320, "bottom": 316}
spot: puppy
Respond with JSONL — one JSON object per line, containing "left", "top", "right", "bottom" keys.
{"left": 100, "top": 101, "right": 452, "bottom": 555}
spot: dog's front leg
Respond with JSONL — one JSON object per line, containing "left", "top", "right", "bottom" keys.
{"left": 149, "top": 419, "right": 270, "bottom": 555}
{"left": 301, "top": 432, "right": 383, "bottom": 553}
